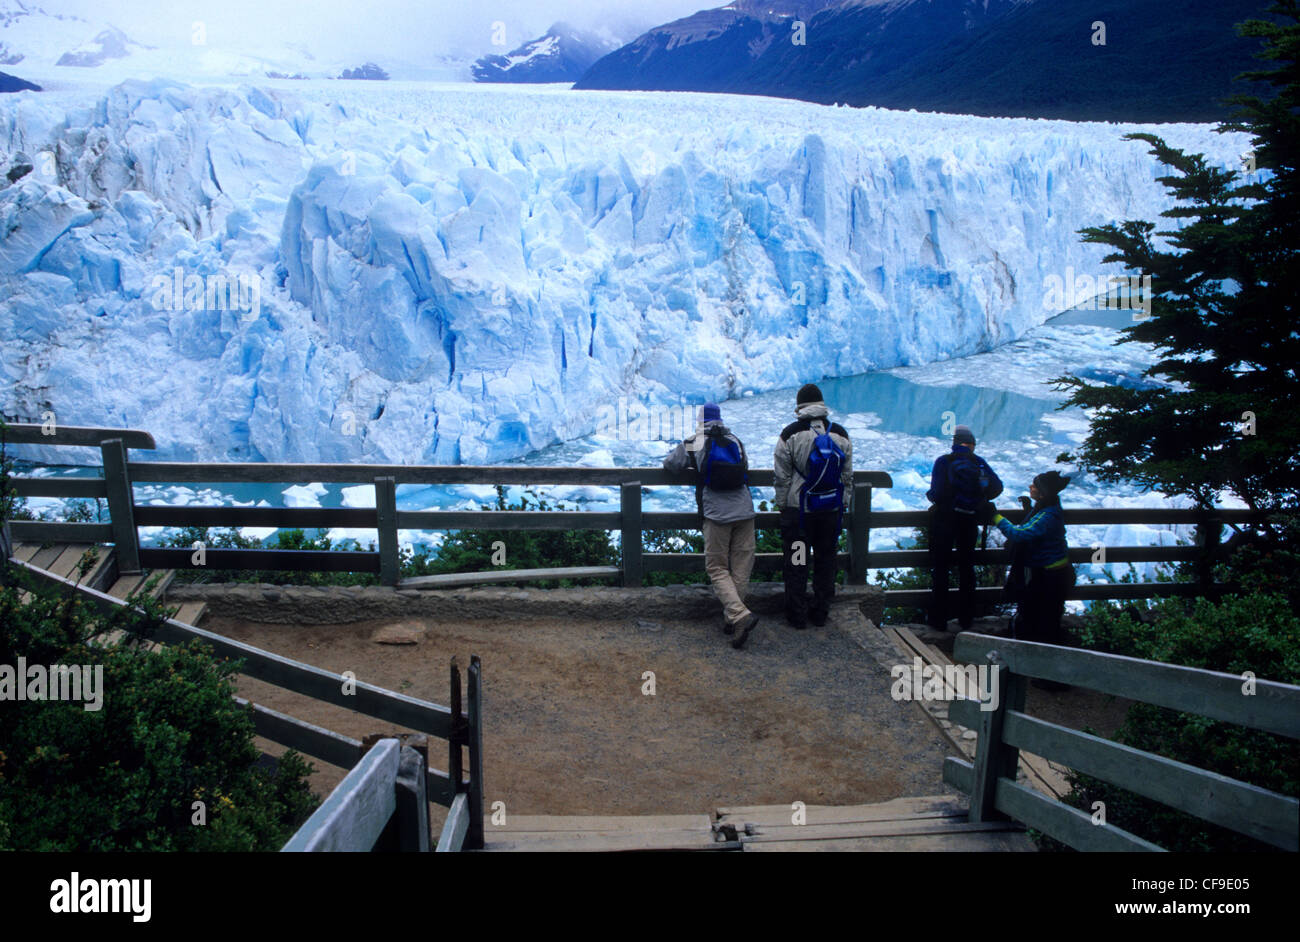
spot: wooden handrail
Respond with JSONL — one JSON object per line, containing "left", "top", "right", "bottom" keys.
{"left": 942, "top": 632, "right": 1300, "bottom": 851}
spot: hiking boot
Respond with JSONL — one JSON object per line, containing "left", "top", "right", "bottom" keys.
{"left": 732, "top": 613, "right": 759, "bottom": 650}
{"left": 810, "top": 608, "right": 829, "bottom": 627}
{"left": 723, "top": 620, "right": 736, "bottom": 636}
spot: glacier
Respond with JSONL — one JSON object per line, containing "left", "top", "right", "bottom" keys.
{"left": 0, "top": 78, "right": 1251, "bottom": 466}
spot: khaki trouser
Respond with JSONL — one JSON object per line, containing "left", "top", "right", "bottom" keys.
{"left": 703, "top": 517, "right": 756, "bottom": 627}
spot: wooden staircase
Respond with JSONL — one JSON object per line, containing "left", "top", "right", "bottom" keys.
{"left": 478, "top": 795, "right": 1033, "bottom": 852}
{"left": 9, "top": 541, "right": 207, "bottom": 628}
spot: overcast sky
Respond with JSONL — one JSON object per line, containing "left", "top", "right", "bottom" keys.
{"left": 53, "top": 1, "right": 713, "bottom": 61}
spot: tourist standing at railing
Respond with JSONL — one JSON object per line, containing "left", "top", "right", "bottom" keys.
{"left": 663, "top": 403, "right": 760, "bottom": 649}
{"left": 989, "top": 471, "right": 1076, "bottom": 678}
{"left": 926, "top": 425, "right": 1003, "bottom": 631}
{"left": 773, "top": 384, "right": 853, "bottom": 630}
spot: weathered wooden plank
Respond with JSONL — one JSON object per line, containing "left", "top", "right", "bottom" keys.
{"left": 1003, "top": 711, "right": 1299, "bottom": 851}
{"left": 126, "top": 461, "right": 892, "bottom": 488}
{"left": 10, "top": 478, "right": 108, "bottom": 499}
{"left": 399, "top": 566, "right": 621, "bottom": 589}
{"left": 848, "top": 482, "right": 871, "bottom": 584}
{"left": 12, "top": 543, "right": 41, "bottom": 563}
{"left": 282, "top": 739, "right": 400, "bottom": 852}
{"left": 741, "top": 830, "right": 1036, "bottom": 852}
{"left": 642, "top": 512, "right": 778, "bottom": 530}
{"left": 236, "top": 696, "right": 362, "bottom": 770}
{"left": 393, "top": 743, "right": 430, "bottom": 852}
{"left": 886, "top": 583, "right": 1207, "bottom": 605}
{"left": 173, "top": 601, "right": 207, "bottom": 626}
{"left": 436, "top": 793, "right": 471, "bottom": 853}
{"left": 107, "top": 572, "right": 146, "bottom": 600}
{"left": 375, "top": 477, "right": 399, "bottom": 587}
{"left": 954, "top": 633, "right": 1300, "bottom": 739}
{"left": 621, "top": 482, "right": 642, "bottom": 587}
{"left": 867, "top": 545, "right": 1197, "bottom": 568}
{"left": 9, "top": 521, "right": 114, "bottom": 544}
{"left": 715, "top": 796, "right": 965, "bottom": 826}
{"left": 426, "top": 767, "right": 454, "bottom": 808}
{"left": 866, "top": 508, "right": 1266, "bottom": 528}
{"left": 138, "top": 547, "right": 381, "bottom": 573}
{"left": 969, "top": 665, "right": 1026, "bottom": 823}
{"left": 2, "top": 424, "right": 155, "bottom": 449}
{"left": 481, "top": 829, "right": 719, "bottom": 852}
{"left": 740, "top": 817, "right": 1025, "bottom": 843}
{"left": 101, "top": 439, "right": 140, "bottom": 574}
{"left": 133, "top": 505, "right": 378, "bottom": 528}
{"left": 13, "top": 558, "right": 455, "bottom": 738}
{"left": 466, "top": 655, "right": 485, "bottom": 851}
{"left": 488, "top": 814, "right": 713, "bottom": 833}
{"left": 993, "top": 776, "right": 1165, "bottom": 852}
{"left": 47, "top": 543, "right": 94, "bottom": 580}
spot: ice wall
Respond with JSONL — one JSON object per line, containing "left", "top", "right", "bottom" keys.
{"left": 0, "top": 80, "right": 1250, "bottom": 463}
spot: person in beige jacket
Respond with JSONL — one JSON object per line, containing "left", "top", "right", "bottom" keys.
{"left": 772, "top": 384, "right": 852, "bottom": 629}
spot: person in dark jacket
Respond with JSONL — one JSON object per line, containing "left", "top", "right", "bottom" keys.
{"left": 773, "top": 384, "right": 853, "bottom": 629}
{"left": 927, "top": 425, "right": 1002, "bottom": 631}
{"left": 991, "top": 470, "right": 1076, "bottom": 675}
{"left": 663, "top": 403, "right": 759, "bottom": 649}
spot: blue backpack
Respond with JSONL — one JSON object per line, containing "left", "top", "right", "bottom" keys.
{"left": 799, "top": 421, "right": 846, "bottom": 525}
{"left": 695, "top": 427, "right": 748, "bottom": 518}
{"left": 947, "top": 452, "right": 990, "bottom": 515}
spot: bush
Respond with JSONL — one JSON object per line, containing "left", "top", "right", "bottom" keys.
{"left": 0, "top": 563, "right": 320, "bottom": 851}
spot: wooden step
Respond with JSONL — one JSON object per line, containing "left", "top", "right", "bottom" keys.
{"left": 48, "top": 543, "right": 95, "bottom": 581}
{"left": 107, "top": 573, "right": 147, "bottom": 600}
{"left": 481, "top": 813, "right": 718, "bottom": 852}
{"left": 172, "top": 601, "right": 207, "bottom": 626}
{"left": 716, "top": 795, "right": 966, "bottom": 828}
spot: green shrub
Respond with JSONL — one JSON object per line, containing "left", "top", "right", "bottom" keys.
{"left": 0, "top": 564, "right": 319, "bottom": 851}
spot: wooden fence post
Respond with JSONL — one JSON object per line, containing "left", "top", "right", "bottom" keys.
{"left": 848, "top": 483, "right": 871, "bottom": 585}
{"left": 375, "top": 476, "right": 399, "bottom": 586}
{"left": 448, "top": 657, "right": 464, "bottom": 797}
{"left": 967, "top": 654, "right": 1026, "bottom": 823}
{"left": 100, "top": 438, "right": 140, "bottom": 574}
{"left": 394, "top": 740, "right": 430, "bottom": 852}
{"left": 466, "top": 654, "right": 485, "bottom": 850}
{"left": 621, "top": 481, "right": 643, "bottom": 588}
{"left": 1196, "top": 508, "right": 1222, "bottom": 595}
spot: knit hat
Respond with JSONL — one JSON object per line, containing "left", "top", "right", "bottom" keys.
{"left": 796, "top": 383, "right": 824, "bottom": 406}
{"left": 953, "top": 425, "right": 976, "bottom": 447}
{"left": 701, "top": 402, "right": 722, "bottom": 423}
{"left": 1033, "top": 470, "right": 1071, "bottom": 497}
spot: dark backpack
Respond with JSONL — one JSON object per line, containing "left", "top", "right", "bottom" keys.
{"left": 947, "top": 452, "right": 990, "bottom": 515}
{"left": 695, "top": 427, "right": 748, "bottom": 518}
{"left": 799, "top": 421, "right": 846, "bottom": 525}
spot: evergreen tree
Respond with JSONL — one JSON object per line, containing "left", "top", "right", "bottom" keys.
{"left": 1054, "top": 1, "right": 1299, "bottom": 528}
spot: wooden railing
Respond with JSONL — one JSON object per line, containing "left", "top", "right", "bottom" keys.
{"left": 943, "top": 633, "right": 1300, "bottom": 851}
{"left": 7, "top": 555, "right": 485, "bottom": 852}
{"left": 2, "top": 422, "right": 1268, "bottom": 600}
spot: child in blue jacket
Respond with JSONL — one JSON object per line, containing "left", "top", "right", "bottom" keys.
{"left": 991, "top": 471, "right": 1076, "bottom": 665}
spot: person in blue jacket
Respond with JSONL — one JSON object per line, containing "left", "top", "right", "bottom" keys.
{"left": 990, "top": 471, "right": 1077, "bottom": 660}
{"left": 927, "top": 425, "right": 1002, "bottom": 630}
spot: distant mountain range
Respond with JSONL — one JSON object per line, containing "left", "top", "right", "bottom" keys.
{"left": 0, "top": 68, "right": 38, "bottom": 91}
{"left": 576, "top": 0, "right": 1280, "bottom": 122}
{"left": 472, "top": 21, "right": 625, "bottom": 84}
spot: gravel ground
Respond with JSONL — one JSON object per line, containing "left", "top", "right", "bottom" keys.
{"left": 208, "top": 600, "right": 960, "bottom": 818}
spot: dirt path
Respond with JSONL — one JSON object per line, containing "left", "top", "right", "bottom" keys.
{"left": 208, "top": 602, "right": 960, "bottom": 819}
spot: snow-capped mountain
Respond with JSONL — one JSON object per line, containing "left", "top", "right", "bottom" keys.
{"left": 472, "top": 22, "right": 625, "bottom": 84}
{"left": 577, "top": 0, "right": 1273, "bottom": 123}
{"left": 0, "top": 79, "right": 1249, "bottom": 466}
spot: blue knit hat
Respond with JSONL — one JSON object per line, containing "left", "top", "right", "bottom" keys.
{"left": 701, "top": 402, "right": 722, "bottom": 423}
